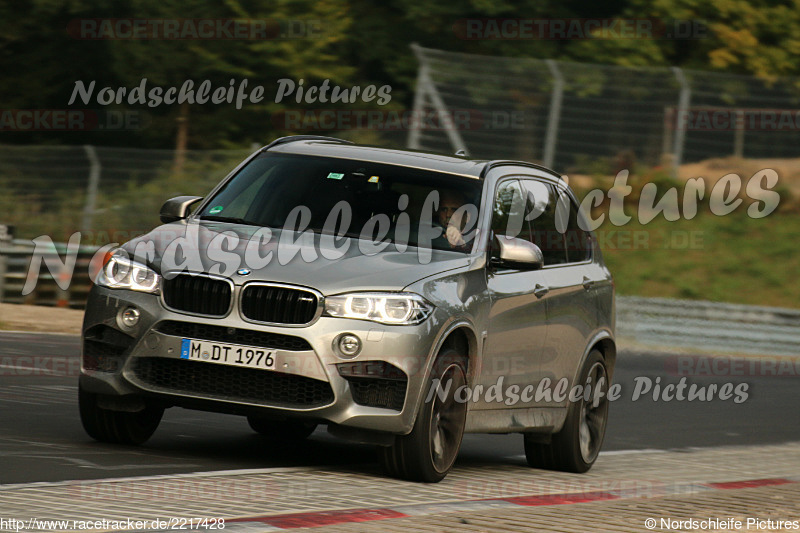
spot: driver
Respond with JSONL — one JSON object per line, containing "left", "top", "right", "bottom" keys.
{"left": 433, "top": 189, "right": 472, "bottom": 251}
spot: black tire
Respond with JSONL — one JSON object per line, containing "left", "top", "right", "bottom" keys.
{"left": 380, "top": 347, "right": 468, "bottom": 482}
{"left": 524, "top": 350, "right": 609, "bottom": 473}
{"left": 79, "top": 384, "right": 163, "bottom": 445}
{"left": 246, "top": 416, "right": 317, "bottom": 440}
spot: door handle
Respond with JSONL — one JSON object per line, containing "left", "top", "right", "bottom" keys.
{"left": 582, "top": 276, "right": 595, "bottom": 290}
{"left": 533, "top": 284, "right": 549, "bottom": 298}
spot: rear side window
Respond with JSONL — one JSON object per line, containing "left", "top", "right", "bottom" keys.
{"left": 559, "top": 188, "right": 591, "bottom": 263}
{"left": 520, "top": 180, "right": 567, "bottom": 266}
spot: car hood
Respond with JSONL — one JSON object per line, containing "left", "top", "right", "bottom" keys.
{"left": 124, "top": 221, "right": 472, "bottom": 294}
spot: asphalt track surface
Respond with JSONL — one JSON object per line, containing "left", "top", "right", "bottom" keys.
{"left": 1, "top": 331, "right": 798, "bottom": 485}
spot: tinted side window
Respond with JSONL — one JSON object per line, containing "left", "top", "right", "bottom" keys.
{"left": 521, "top": 180, "right": 567, "bottom": 266}
{"left": 559, "top": 189, "right": 591, "bottom": 263}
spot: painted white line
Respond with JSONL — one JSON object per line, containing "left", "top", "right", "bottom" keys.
{"left": 506, "top": 449, "right": 666, "bottom": 462}
{"left": 0, "top": 398, "right": 47, "bottom": 405}
{"left": 0, "top": 465, "right": 322, "bottom": 491}
{"left": 0, "top": 330, "right": 80, "bottom": 337}
{"left": 599, "top": 448, "right": 665, "bottom": 456}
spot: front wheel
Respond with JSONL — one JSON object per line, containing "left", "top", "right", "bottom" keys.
{"left": 79, "top": 384, "right": 163, "bottom": 445}
{"left": 524, "top": 350, "right": 610, "bottom": 473}
{"left": 380, "top": 347, "right": 468, "bottom": 482}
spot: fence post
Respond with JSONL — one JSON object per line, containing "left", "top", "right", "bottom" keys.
{"left": 733, "top": 110, "right": 745, "bottom": 157}
{"left": 408, "top": 44, "right": 469, "bottom": 156}
{"left": 0, "top": 251, "right": 5, "bottom": 304}
{"left": 407, "top": 44, "right": 429, "bottom": 150}
{"left": 662, "top": 107, "right": 674, "bottom": 163}
{"left": 0, "top": 227, "right": 9, "bottom": 304}
{"left": 81, "top": 145, "right": 101, "bottom": 234}
{"left": 0, "top": 225, "right": 14, "bottom": 303}
{"left": 671, "top": 67, "right": 691, "bottom": 179}
{"left": 543, "top": 59, "right": 564, "bottom": 169}
{"left": 0, "top": 252, "right": 6, "bottom": 304}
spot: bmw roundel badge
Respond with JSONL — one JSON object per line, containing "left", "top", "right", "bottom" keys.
{"left": 236, "top": 268, "right": 251, "bottom": 276}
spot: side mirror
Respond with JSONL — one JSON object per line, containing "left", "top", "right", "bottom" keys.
{"left": 491, "top": 236, "right": 544, "bottom": 270}
{"left": 159, "top": 196, "right": 203, "bottom": 224}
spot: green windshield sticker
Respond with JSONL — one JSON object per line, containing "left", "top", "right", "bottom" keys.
{"left": 327, "top": 172, "right": 345, "bottom": 180}
{"left": 209, "top": 205, "right": 224, "bottom": 214}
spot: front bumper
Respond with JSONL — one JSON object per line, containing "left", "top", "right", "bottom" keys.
{"left": 80, "top": 285, "right": 442, "bottom": 435}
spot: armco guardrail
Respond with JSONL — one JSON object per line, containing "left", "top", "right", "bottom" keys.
{"left": 617, "top": 296, "right": 800, "bottom": 357}
{"left": 2, "top": 239, "right": 799, "bottom": 356}
{"left": 0, "top": 239, "right": 99, "bottom": 308}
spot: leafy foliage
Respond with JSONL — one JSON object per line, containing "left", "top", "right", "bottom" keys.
{"left": 4, "top": 0, "right": 800, "bottom": 149}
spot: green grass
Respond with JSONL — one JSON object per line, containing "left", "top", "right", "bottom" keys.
{"left": 599, "top": 210, "right": 800, "bottom": 308}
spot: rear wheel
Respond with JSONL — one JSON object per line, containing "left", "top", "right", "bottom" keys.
{"left": 79, "top": 384, "right": 163, "bottom": 445}
{"left": 524, "top": 350, "right": 609, "bottom": 473}
{"left": 246, "top": 416, "right": 317, "bottom": 440}
{"left": 380, "top": 347, "right": 468, "bottom": 482}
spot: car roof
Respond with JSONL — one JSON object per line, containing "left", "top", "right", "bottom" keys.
{"left": 263, "top": 136, "right": 562, "bottom": 180}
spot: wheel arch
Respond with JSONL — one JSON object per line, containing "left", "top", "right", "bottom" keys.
{"left": 438, "top": 325, "right": 478, "bottom": 378}
{"left": 405, "top": 320, "right": 480, "bottom": 430}
{"left": 571, "top": 330, "right": 617, "bottom": 387}
{"left": 592, "top": 336, "right": 617, "bottom": 381}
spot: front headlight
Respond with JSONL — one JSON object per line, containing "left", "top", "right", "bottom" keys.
{"left": 324, "top": 292, "right": 434, "bottom": 325}
{"left": 96, "top": 253, "right": 161, "bottom": 294}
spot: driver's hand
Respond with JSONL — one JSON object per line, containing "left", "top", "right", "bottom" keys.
{"left": 446, "top": 224, "right": 465, "bottom": 247}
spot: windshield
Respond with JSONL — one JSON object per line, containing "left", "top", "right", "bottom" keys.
{"left": 196, "top": 153, "right": 483, "bottom": 254}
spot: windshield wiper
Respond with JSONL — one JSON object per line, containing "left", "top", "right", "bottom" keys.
{"left": 198, "top": 215, "right": 262, "bottom": 227}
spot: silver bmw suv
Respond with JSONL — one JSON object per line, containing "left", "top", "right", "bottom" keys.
{"left": 80, "top": 136, "right": 615, "bottom": 482}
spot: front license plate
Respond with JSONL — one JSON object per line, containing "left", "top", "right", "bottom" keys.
{"left": 180, "top": 338, "right": 275, "bottom": 370}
